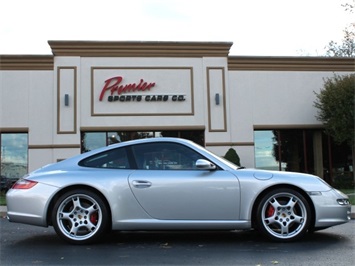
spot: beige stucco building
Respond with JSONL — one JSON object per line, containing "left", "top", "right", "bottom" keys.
{"left": 0, "top": 41, "right": 354, "bottom": 183}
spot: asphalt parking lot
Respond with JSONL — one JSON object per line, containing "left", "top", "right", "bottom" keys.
{"left": 1, "top": 217, "right": 354, "bottom": 266}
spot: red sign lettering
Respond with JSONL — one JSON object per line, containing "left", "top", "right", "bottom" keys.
{"left": 99, "top": 76, "right": 156, "bottom": 101}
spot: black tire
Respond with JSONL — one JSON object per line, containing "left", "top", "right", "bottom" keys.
{"left": 255, "top": 188, "right": 311, "bottom": 242}
{"left": 52, "top": 189, "right": 109, "bottom": 244}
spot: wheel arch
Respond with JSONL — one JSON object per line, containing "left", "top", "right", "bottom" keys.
{"left": 251, "top": 184, "right": 316, "bottom": 230}
{"left": 46, "top": 185, "right": 112, "bottom": 229}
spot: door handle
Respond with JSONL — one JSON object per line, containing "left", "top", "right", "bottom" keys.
{"left": 132, "top": 180, "right": 152, "bottom": 188}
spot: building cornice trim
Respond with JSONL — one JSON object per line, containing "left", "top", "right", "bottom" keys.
{"left": 228, "top": 56, "right": 355, "bottom": 71}
{"left": 48, "top": 41, "right": 233, "bottom": 57}
{"left": 0, "top": 55, "right": 54, "bottom": 70}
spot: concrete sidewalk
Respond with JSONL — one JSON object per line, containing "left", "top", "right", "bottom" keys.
{"left": 1, "top": 205, "right": 355, "bottom": 219}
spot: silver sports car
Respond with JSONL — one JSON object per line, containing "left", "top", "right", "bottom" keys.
{"left": 6, "top": 138, "right": 351, "bottom": 244}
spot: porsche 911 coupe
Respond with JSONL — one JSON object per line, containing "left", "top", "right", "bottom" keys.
{"left": 6, "top": 138, "right": 351, "bottom": 244}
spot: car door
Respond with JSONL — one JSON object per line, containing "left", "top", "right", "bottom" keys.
{"left": 128, "top": 142, "right": 240, "bottom": 220}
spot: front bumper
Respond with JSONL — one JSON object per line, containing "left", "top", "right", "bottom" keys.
{"left": 311, "top": 189, "right": 351, "bottom": 228}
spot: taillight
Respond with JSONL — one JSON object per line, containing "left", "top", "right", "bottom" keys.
{"left": 12, "top": 179, "right": 38, "bottom": 189}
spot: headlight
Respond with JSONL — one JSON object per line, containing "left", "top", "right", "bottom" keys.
{"left": 337, "top": 199, "right": 350, "bottom": 205}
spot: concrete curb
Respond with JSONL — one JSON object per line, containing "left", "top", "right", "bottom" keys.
{"left": 1, "top": 205, "right": 7, "bottom": 218}
{"left": 1, "top": 205, "right": 355, "bottom": 219}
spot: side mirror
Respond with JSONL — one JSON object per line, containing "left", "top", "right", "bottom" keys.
{"left": 196, "top": 159, "right": 216, "bottom": 170}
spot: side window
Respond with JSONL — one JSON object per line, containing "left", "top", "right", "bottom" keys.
{"left": 132, "top": 142, "right": 204, "bottom": 170}
{"left": 79, "top": 148, "right": 130, "bottom": 169}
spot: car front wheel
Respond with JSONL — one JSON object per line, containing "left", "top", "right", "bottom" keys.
{"left": 52, "top": 189, "right": 109, "bottom": 244}
{"left": 255, "top": 188, "right": 311, "bottom": 242}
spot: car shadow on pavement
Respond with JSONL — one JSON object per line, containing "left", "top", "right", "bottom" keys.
{"left": 101, "top": 229, "right": 350, "bottom": 246}
{"left": 3, "top": 226, "right": 350, "bottom": 248}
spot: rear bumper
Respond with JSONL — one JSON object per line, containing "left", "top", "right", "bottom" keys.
{"left": 6, "top": 183, "right": 58, "bottom": 227}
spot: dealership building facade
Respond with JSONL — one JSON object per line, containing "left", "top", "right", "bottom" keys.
{"left": 0, "top": 41, "right": 354, "bottom": 183}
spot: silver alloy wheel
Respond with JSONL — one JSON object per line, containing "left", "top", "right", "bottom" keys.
{"left": 261, "top": 192, "right": 308, "bottom": 240}
{"left": 56, "top": 193, "right": 103, "bottom": 241}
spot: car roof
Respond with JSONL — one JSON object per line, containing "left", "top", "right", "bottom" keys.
{"left": 95, "top": 137, "right": 198, "bottom": 152}
{"left": 47, "top": 137, "right": 201, "bottom": 167}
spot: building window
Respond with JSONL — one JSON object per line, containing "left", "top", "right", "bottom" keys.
{"left": 255, "top": 129, "right": 317, "bottom": 173}
{"left": 254, "top": 129, "right": 353, "bottom": 186}
{"left": 81, "top": 132, "right": 107, "bottom": 152}
{"left": 254, "top": 130, "right": 279, "bottom": 171}
{"left": 0, "top": 133, "right": 28, "bottom": 179}
{"left": 81, "top": 130, "right": 205, "bottom": 153}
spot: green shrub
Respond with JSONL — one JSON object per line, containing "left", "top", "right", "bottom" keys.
{"left": 0, "top": 191, "right": 6, "bottom": 206}
{"left": 224, "top": 148, "right": 241, "bottom": 166}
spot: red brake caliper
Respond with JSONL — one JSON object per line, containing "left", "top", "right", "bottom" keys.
{"left": 90, "top": 212, "right": 98, "bottom": 224}
{"left": 266, "top": 205, "right": 275, "bottom": 217}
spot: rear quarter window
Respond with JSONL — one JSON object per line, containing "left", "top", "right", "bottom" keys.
{"left": 79, "top": 148, "right": 130, "bottom": 169}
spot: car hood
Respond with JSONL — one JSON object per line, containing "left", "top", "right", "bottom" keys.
{"left": 235, "top": 168, "right": 333, "bottom": 192}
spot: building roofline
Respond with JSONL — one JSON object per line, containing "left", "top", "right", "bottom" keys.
{"left": 0, "top": 55, "right": 54, "bottom": 70}
{"left": 1, "top": 41, "right": 354, "bottom": 71}
{"left": 48, "top": 40, "right": 233, "bottom": 57}
{"left": 228, "top": 56, "right": 355, "bottom": 71}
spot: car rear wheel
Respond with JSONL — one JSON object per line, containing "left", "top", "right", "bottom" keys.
{"left": 255, "top": 188, "right": 311, "bottom": 242}
{"left": 52, "top": 189, "right": 109, "bottom": 244}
